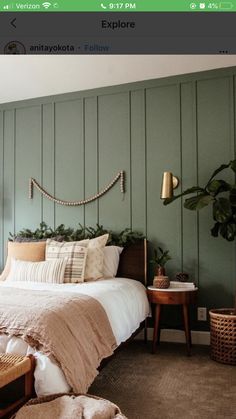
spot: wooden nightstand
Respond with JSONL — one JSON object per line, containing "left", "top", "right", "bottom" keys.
{"left": 147, "top": 286, "right": 198, "bottom": 356}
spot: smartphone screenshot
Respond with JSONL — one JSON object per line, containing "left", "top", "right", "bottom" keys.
{"left": 0, "top": 2, "right": 235, "bottom": 419}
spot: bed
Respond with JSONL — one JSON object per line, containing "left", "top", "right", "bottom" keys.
{"left": 0, "top": 240, "right": 150, "bottom": 397}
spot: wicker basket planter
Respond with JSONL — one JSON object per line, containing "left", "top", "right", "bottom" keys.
{"left": 209, "top": 308, "right": 236, "bottom": 365}
{"left": 153, "top": 276, "right": 170, "bottom": 289}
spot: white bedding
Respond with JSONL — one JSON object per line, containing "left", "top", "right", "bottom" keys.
{"left": 0, "top": 278, "right": 149, "bottom": 396}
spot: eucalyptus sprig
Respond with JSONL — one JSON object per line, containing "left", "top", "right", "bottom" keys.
{"left": 9, "top": 223, "right": 144, "bottom": 247}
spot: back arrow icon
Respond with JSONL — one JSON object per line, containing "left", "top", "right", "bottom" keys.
{"left": 11, "top": 18, "right": 16, "bottom": 28}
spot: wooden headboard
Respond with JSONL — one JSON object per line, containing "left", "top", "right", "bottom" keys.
{"left": 117, "top": 239, "right": 147, "bottom": 286}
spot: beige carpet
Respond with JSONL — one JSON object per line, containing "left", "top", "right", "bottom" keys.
{"left": 89, "top": 341, "right": 236, "bottom": 419}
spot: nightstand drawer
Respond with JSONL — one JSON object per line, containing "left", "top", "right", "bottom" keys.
{"left": 147, "top": 289, "right": 197, "bottom": 305}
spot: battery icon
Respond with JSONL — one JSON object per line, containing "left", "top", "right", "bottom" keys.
{"left": 219, "top": 2, "right": 233, "bottom": 9}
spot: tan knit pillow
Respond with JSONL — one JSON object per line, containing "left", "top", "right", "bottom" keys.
{"left": 0, "top": 241, "right": 46, "bottom": 281}
{"left": 46, "top": 239, "right": 89, "bottom": 283}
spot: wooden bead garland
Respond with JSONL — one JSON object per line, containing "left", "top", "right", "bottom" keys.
{"left": 29, "top": 171, "right": 125, "bottom": 206}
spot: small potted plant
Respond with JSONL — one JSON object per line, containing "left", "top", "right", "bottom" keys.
{"left": 151, "top": 247, "right": 171, "bottom": 288}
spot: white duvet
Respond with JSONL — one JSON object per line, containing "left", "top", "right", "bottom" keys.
{"left": 0, "top": 278, "right": 149, "bottom": 396}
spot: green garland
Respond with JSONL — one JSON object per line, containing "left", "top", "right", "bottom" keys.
{"left": 9, "top": 222, "right": 144, "bottom": 247}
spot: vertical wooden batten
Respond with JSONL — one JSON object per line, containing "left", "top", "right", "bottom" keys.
{"left": 179, "top": 83, "right": 184, "bottom": 273}
{"left": 197, "top": 75, "right": 235, "bottom": 309}
{"left": 54, "top": 99, "right": 84, "bottom": 227}
{"left": 84, "top": 96, "right": 98, "bottom": 227}
{"left": 130, "top": 89, "right": 146, "bottom": 234}
{"left": 98, "top": 92, "right": 130, "bottom": 230}
{"left": 15, "top": 106, "right": 41, "bottom": 232}
{"left": 40, "top": 104, "right": 43, "bottom": 223}
{"left": 181, "top": 81, "right": 199, "bottom": 287}
{"left": 42, "top": 102, "right": 55, "bottom": 228}
{"left": 2, "top": 109, "right": 15, "bottom": 261}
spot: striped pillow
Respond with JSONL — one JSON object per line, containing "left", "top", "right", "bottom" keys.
{"left": 46, "top": 239, "right": 89, "bottom": 283}
{"left": 6, "top": 258, "right": 67, "bottom": 284}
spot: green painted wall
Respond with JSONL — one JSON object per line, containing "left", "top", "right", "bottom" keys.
{"left": 0, "top": 66, "right": 236, "bottom": 329}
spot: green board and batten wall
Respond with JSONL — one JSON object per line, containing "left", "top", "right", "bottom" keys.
{"left": 0, "top": 66, "right": 236, "bottom": 324}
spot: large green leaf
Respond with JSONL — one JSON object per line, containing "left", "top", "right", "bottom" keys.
{"left": 230, "top": 188, "right": 236, "bottom": 207}
{"left": 163, "top": 186, "right": 205, "bottom": 206}
{"left": 213, "top": 198, "right": 232, "bottom": 223}
{"left": 206, "top": 163, "right": 230, "bottom": 186}
{"left": 219, "top": 223, "right": 236, "bottom": 241}
{"left": 230, "top": 159, "right": 236, "bottom": 173}
{"left": 207, "top": 179, "right": 231, "bottom": 195}
{"left": 184, "top": 194, "right": 214, "bottom": 211}
{"left": 211, "top": 222, "right": 220, "bottom": 237}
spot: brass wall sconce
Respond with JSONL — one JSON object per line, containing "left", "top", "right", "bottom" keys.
{"left": 160, "top": 172, "right": 179, "bottom": 199}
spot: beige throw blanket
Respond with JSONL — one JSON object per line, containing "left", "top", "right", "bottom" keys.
{"left": 14, "top": 394, "right": 127, "bottom": 419}
{"left": 0, "top": 287, "right": 117, "bottom": 393}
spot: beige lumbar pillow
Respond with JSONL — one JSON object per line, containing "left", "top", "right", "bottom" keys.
{"left": 46, "top": 239, "right": 89, "bottom": 283}
{"left": 0, "top": 241, "right": 46, "bottom": 282}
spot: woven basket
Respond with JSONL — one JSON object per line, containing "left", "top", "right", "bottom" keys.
{"left": 10, "top": 393, "right": 123, "bottom": 419}
{"left": 153, "top": 276, "right": 170, "bottom": 289}
{"left": 209, "top": 308, "right": 236, "bottom": 365}
{"left": 18, "top": 392, "right": 103, "bottom": 405}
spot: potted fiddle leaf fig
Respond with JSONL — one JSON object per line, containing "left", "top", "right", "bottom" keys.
{"left": 163, "top": 159, "right": 236, "bottom": 242}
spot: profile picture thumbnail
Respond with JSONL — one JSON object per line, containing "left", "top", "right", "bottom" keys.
{"left": 4, "top": 41, "right": 26, "bottom": 54}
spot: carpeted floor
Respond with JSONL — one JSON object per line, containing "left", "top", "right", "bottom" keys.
{"left": 89, "top": 341, "right": 236, "bottom": 419}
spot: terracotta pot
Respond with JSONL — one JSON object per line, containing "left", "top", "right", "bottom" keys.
{"left": 156, "top": 266, "right": 166, "bottom": 276}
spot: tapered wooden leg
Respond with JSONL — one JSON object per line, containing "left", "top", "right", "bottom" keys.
{"left": 25, "top": 355, "right": 35, "bottom": 397}
{"left": 144, "top": 318, "right": 148, "bottom": 344}
{"left": 183, "top": 304, "right": 191, "bottom": 356}
{"left": 152, "top": 304, "right": 162, "bottom": 354}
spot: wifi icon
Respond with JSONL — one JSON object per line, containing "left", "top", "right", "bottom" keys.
{"left": 42, "top": 2, "right": 51, "bottom": 8}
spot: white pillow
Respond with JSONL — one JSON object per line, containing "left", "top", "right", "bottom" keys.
{"left": 6, "top": 258, "right": 67, "bottom": 284}
{"left": 84, "top": 234, "right": 109, "bottom": 281}
{"left": 103, "top": 246, "right": 123, "bottom": 278}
